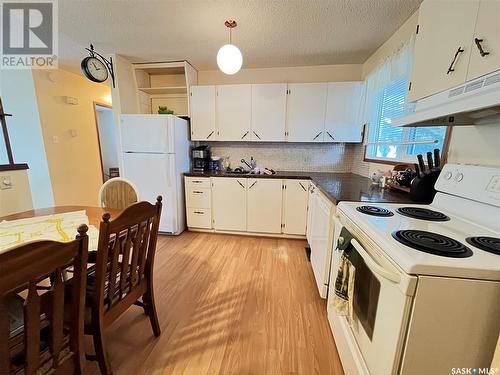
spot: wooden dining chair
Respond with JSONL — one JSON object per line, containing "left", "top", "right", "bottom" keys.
{"left": 0, "top": 224, "right": 89, "bottom": 375}
{"left": 98, "top": 177, "right": 139, "bottom": 210}
{"left": 85, "top": 196, "right": 162, "bottom": 375}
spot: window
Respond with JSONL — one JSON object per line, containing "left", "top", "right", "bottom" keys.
{"left": 363, "top": 37, "right": 448, "bottom": 164}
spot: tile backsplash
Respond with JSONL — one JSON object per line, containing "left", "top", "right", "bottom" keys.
{"left": 201, "top": 142, "right": 354, "bottom": 172}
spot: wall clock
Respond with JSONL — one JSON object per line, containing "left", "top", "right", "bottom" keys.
{"left": 80, "top": 44, "right": 115, "bottom": 87}
{"left": 81, "top": 56, "right": 108, "bottom": 83}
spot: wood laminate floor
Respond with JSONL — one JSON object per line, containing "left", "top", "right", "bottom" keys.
{"left": 87, "top": 231, "right": 344, "bottom": 375}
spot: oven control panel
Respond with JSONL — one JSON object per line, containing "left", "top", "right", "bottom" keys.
{"left": 435, "top": 164, "right": 500, "bottom": 207}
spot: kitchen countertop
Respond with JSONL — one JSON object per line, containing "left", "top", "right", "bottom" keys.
{"left": 184, "top": 171, "right": 413, "bottom": 205}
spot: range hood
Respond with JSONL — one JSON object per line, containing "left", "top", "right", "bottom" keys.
{"left": 392, "top": 70, "right": 500, "bottom": 127}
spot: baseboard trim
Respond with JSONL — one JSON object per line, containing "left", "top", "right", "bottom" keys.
{"left": 187, "top": 227, "right": 306, "bottom": 240}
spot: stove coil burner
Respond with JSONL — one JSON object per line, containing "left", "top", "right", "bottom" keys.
{"left": 356, "top": 206, "right": 394, "bottom": 217}
{"left": 466, "top": 237, "right": 500, "bottom": 255}
{"left": 392, "top": 230, "right": 473, "bottom": 258}
{"left": 396, "top": 207, "right": 450, "bottom": 221}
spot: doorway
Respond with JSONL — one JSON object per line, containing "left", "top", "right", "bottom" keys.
{"left": 93, "top": 102, "right": 118, "bottom": 182}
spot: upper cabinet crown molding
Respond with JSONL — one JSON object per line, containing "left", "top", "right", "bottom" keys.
{"left": 409, "top": 0, "right": 500, "bottom": 102}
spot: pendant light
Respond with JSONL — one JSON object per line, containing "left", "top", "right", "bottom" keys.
{"left": 217, "top": 20, "right": 243, "bottom": 75}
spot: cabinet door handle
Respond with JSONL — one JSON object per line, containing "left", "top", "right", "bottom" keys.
{"left": 237, "top": 180, "right": 245, "bottom": 189}
{"left": 241, "top": 131, "right": 249, "bottom": 139}
{"left": 326, "top": 131, "right": 334, "bottom": 140}
{"left": 474, "top": 38, "right": 490, "bottom": 57}
{"left": 299, "top": 182, "right": 307, "bottom": 191}
{"left": 313, "top": 131, "right": 323, "bottom": 140}
{"left": 447, "top": 47, "right": 464, "bottom": 74}
{"left": 192, "top": 181, "right": 203, "bottom": 184}
{"left": 193, "top": 211, "right": 205, "bottom": 214}
{"left": 249, "top": 181, "right": 258, "bottom": 189}
{"left": 206, "top": 131, "right": 214, "bottom": 139}
{"left": 253, "top": 131, "right": 261, "bottom": 140}
{"left": 192, "top": 191, "right": 204, "bottom": 194}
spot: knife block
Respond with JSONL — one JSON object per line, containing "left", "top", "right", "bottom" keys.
{"left": 410, "top": 170, "right": 441, "bottom": 203}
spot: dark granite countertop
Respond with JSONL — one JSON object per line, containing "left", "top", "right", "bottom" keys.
{"left": 184, "top": 171, "right": 413, "bottom": 205}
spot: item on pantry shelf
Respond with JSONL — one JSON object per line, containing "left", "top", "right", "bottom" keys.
{"left": 158, "top": 106, "right": 174, "bottom": 114}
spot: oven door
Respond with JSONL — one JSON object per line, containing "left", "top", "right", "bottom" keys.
{"left": 327, "top": 215, "right": 417, "bottom": 375}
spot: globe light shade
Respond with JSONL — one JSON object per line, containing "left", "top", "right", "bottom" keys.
{"left": 217, "top": 44, "right": 243, "bottom": 75}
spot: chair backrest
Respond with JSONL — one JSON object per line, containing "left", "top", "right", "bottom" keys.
{"left": 92, "top": 197, "right": 162, "bottom": 317}
{"left": 98, "top": 177, "right": 139, "bottom": 210}
{"left": 0, "top": 225, "right": 89, "bottom": 375}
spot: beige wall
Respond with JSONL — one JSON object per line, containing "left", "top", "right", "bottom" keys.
{"left": 198, "top": 64, "right": 363, "bottom": 85}
{"left": 32, "top": 69, "right": 112, "bottom": 206}
{"left": 0, "top": 170, "right": 33, "bottom": 216}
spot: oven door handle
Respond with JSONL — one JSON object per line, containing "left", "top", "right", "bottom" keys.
{"left": 351, "top": 239, "right": 401, "bottom": 284}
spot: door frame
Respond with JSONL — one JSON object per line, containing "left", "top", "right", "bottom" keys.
{"left": 93, "top": 101, "right": 112, "bottom": 184}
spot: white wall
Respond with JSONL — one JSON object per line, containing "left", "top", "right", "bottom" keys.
{"left": 96, "top": 106, "right": 119, "bottom": 178}
{"left": 0, "top": 69, "right": 54, "bottom": 208}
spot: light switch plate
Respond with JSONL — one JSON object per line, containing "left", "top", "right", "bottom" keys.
{"left": 0, "top": 176, "right": 12, "bottom": 190}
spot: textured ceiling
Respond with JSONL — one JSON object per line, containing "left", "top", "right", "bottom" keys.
{"left": 58, "top": 0, "right": 422, "bottom": 73}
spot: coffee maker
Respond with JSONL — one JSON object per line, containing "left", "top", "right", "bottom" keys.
{"left": 192, "top": 145, "right": 211, "bottom": 172}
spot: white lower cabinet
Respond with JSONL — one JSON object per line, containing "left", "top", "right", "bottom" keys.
{"left": 185, "top": 177, "right": 212, "bottom": 229}
{"left": 186, "top": 176, "right": 313, "bottom": 236}
{"left": 283, "top": 179, "right": 310, "bottom": 235}
{"left": 247, "top": 179, "right": 283, "bottom": 233}
{"left": 307, "top": 185, "right": 335, "bottom": 298}
{"left": 212, "top": 177, "right": 247, "bottom": 231}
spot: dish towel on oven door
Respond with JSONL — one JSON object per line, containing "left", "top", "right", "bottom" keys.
{"left": 332, "top": 227, "right": 358, "bottom": 320}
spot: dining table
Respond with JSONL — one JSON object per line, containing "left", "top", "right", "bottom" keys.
{"left": 0, "top": 205, "right": 121, "bottom": 228}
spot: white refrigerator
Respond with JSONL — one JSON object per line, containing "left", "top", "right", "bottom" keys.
{"left": 120, "top": 115, "right": 190, "bottom": 234}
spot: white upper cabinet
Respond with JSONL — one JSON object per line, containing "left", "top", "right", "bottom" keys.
{"left": 408, "top": 0, "right": 480, "bottom": 101}
{"left": 286, "top": 83, "right": 328, "bottom": 142}
{"left": 216, "top": 84, "right": 252, "bottom": 141}
{"left": 190, "top": 85, "right": 216, "bottom": 140}
{"left": 466, "top": 0, "right": 500, "bottom": 81}
{"left": 251, "top": 84, "right": 287, "bottom": 141}
{"left": 247, "top": 179, "right": 283, "bottom": 234}
{"left": 324, "top": 82, "right": 364, "bottom": 143}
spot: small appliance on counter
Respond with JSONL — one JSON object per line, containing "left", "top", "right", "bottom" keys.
{"left": 410, "top": 148, "right": 442, "bottom": 203}
{"left": 192, "top": 145, "right": 210, "bottom": 172}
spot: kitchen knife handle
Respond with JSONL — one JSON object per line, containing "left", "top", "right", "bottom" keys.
{"left": 427, "top": 151, "right": 434, "bottom": 170}
{"left": 417, "top": 154, "right": 426, "bottom": 174}
{"left": 434, "top": 148, "right": 441, "bottom": 169}
{"left": 414, "top": 163, "right": 421, "bottom": 178}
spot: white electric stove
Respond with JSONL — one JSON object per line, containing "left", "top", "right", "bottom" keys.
{"left": 327, "top": 164, "right": 500, "bottom": 375}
